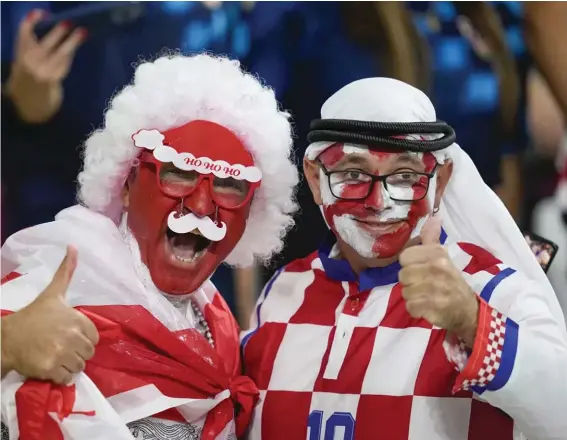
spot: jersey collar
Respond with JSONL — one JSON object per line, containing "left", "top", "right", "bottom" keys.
{"left": 318, "top": 228, "right": 448, "bottom": 291}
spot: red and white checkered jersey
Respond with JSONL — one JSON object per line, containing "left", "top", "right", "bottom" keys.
{"left": 241, "top": 232, "right": 567, "bottom": 440}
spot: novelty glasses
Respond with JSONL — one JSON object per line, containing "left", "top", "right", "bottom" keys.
{"left": 318, "top": 160, "right": 438, "bottom": 202}
{"left": 139, "top": 152, "right": 260, "bottom": 209}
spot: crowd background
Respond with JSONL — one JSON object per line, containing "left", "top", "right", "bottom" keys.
{"left": 2, "top": 1, "right": 566, "bottom": 328}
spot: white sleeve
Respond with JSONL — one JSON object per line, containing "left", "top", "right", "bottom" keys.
{"left": 450, "top": 268, "right": 567, "bottom": 440}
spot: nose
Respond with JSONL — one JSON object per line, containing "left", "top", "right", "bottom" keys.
{"left": 183, "top": 181, "right": 215, "bottom": 218}
{"left": 364, "top": 182, "right": 389, "bottom": 210}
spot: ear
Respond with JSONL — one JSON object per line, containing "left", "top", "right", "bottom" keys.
{"left": 433, "top": 160, "right": 453, "bottom": 209}
{"left": 121, "top": 182, "right": 130, "bottom": 209}
{"left": 303, "top": 157, "right": 323, "bottom": 205}
{"left": 122, "top": 170, "right": 136, "bottom": 209}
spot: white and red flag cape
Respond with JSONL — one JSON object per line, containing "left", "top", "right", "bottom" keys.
{"left": 1, "top": 205, "right": 258, "bottom": 440}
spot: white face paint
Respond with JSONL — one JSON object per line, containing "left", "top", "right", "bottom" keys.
{"left": 318, "top": 144, "right": 435, "bottom": 258}
{"left": 342, "top": 143, "right": 369, "bottom": 155}
{"left": 377, "top": 184, "right": 411, "bottom": 222}
{"left": 320, "top": 167, "right": 408, "bottom": 259}
{"left": 332, "top": 214, "right": 377, "bottom": 259}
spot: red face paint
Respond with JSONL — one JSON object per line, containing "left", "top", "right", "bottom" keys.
{"left": 318, "top": 143, "right": 436, "bottom": 259}
{"left": 127, "top": 120, "right": 255, "bottom": 294}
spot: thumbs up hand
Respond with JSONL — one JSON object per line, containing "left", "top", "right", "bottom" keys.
{"left": 399, "top": 216, "right": 479, "bottom": 347}
{"left": 1, "top": 246, "right": 99, "bottom": 384}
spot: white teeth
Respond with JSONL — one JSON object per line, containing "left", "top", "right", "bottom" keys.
{"left": 173, "top": 248, "right": 206, "bottom": 264}
{"left": 174, "top": 255, "right": 194, "bottom": 263}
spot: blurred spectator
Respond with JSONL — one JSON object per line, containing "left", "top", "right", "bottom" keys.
{"left": 528, "top": 70, "right": 565, "bottom": 159}
{"left": 2, "top": 4, "right": 88, "bottom": 241}
{"left": 525, "top": 2, "right": 567, "bottom": 310}
{"left": 4, "top": 10, "right": 85, "bottom": 124}
{"left": 407, "top": 1, "right": 528, "bottom": 222}
{"left": 532, "top": 136, "right": 567, "bottom": 313}
{"left": 524, "top": 2, "right": 567, "bottom": 120}
{"left": 1, "top": 0, "right": 260, "bottom": 326}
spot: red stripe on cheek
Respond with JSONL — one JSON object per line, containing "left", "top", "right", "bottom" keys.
{"left": 407, "top": 197, "right": 430, "bottom": 227}
{"left": 371, "top": 224, "right": 411, "bottom": 258}
{"left": 339, "top": 183, "right": 371, "bottom": 200}
{"left": 318, "top": 144, "right": 346, "bottom": 167}
{"left": 322, "top": 205, "right": 338, "bottom": 230}
{"left": 324, "top": 200, "right": 365, "bottom": 221}
{"left": 369, "top": 197, "right": 429, "bottom": 258}
{"left": 423, "top": 152, "right": 437, "bottom": 173}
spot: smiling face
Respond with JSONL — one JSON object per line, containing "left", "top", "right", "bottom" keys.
{"left": 305, "top": 143, "right": 450, "bottom": 264}
{"left": 124, "top": 120, "right": 259, "bottom": 295}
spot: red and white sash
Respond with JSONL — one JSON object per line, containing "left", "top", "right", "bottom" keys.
{"left": 0, "top": 205, "right": 258, "bottom": 440}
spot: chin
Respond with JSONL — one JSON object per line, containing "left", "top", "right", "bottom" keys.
{"left": 146, "top": 228, "right": 218, "bottom": 294}
{"left": 371, "top": 246, "right": 402, "bottom": 259}
{"left": 372, "top": 234, "right": 415, "bottom": 259}
{"left": 148, "top": 243, "right": 221, "bottom": 295}
{"left": 151, "top": 274, "right": 202, "bottom": 295}
{"left": 348, "top": 233, "right": 411, "bottom": 262}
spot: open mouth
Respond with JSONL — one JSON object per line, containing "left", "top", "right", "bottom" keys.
{"left": 166, "top": 228, "right": 211, "bottom": 264}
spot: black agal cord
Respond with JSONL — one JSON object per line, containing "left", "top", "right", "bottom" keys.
{"left": 307, "top": 119, "right": 456, "bottom": 152}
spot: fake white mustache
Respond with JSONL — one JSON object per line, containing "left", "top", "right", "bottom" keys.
{"left": 167, "top": 211, "right": 227, "bottom": 242}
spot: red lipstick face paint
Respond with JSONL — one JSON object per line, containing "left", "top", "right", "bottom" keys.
{"left": 318, "top": 143, "right": 436, "bottom": 259}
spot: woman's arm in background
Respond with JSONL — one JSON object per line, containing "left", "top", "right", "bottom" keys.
{"left": 525, "top": 2, "right": 567, "bottom": 122}
{"left": 233, "top": 266, "right": 261, "bottom": 329}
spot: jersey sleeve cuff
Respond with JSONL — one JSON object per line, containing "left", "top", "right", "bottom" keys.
{"left": 447, "top": 299, "right": 519, "bottom": 394}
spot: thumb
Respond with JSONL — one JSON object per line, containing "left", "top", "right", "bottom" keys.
{"left": 40, "top": 245, "right": 78, "bottom": 300}
{"left": 420, "top": 215, "right": 442, "bottom": 245}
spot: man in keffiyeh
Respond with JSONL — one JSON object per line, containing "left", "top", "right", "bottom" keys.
{"left": 0, "top": 53, "right": 298, "bottom": 440}
{"left": 241, "top": 78, "right": 567, "bottom": 440}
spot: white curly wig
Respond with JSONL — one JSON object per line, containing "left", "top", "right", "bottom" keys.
{"left": 78, "top": 53, "right": 299, "bottom": 267}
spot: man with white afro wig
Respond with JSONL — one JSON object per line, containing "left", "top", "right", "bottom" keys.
{"left": 0, "top": 53, "right": 298, "bottom": 440}
{"left": 241, "top": 78, "right": 567, "bottom": 439}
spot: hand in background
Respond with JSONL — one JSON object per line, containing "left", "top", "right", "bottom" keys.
{"left": 5, "top": 9, "right": 86, "bottom": 124}
{"left": 1, "top": 246, "right": 99, "bottom": 384}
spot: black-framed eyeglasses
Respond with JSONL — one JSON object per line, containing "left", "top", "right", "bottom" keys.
{"left": 318, "top": 160, "right": 438, "bottom": 202}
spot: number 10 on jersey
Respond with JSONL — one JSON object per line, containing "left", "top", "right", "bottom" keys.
{"left": 308, "top": 410, "right": 355, "bottom": 440}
